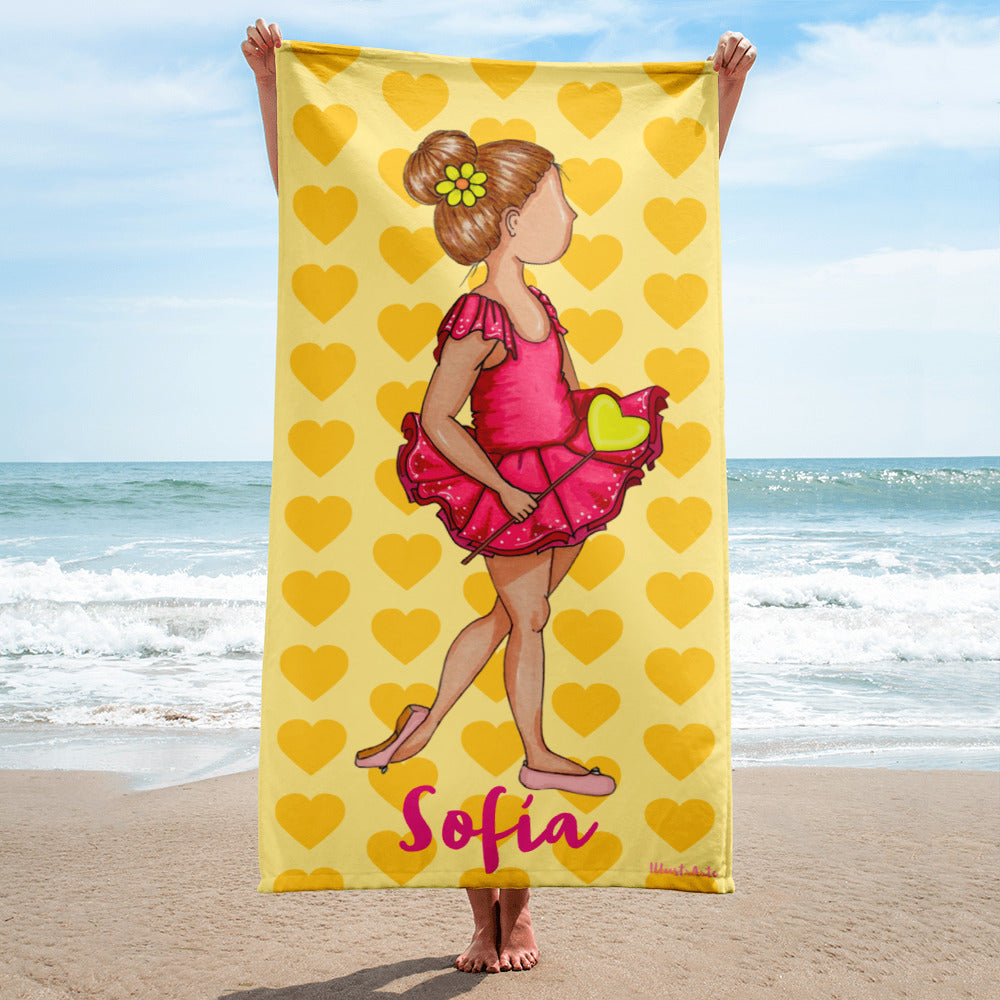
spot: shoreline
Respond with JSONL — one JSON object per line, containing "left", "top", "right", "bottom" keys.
{"left": 1, "top": 720, "right": 996, "bottom": 792}
{"left": 2, "top": 765, "right": 997, "bottom": 999}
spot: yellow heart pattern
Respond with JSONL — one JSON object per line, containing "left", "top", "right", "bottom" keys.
{"left": 280, "top": 645, "right": 348, "bottom": 701}
{"left": 263, "top": 43, "right": 731, "bottom": 895}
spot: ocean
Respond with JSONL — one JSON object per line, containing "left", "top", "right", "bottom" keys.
{"left": 0, "top": 458, "right": 996, "bottom": 788}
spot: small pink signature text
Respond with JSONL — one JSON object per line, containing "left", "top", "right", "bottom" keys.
{"left": 649, "top": 862, "right": 719, "bottom": 878}
{"left": 401, "top": 784, "right": 599, "bottom": 874}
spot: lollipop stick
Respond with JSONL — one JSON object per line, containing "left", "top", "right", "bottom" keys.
{"left": 460, "top": 449, "right": 596, "bottom": 565}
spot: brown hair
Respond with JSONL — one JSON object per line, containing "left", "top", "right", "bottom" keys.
{"left": 403, "top": 130, "right": 554, "bottom": 266}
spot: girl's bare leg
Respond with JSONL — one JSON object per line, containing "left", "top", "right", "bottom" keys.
{"left": 497, "top": 887, "right": 538, "bottom": 971}
{"left": 391, "top": 600, "right": 510, "bottom": 761}
{"left": 456, "top": 888, "right": 501, "bottom": 973}
{"left": 390, "top": 541, "right": 582, "bottom": 762}
{"left": 488, "top": 548, "right": 589, "bottom": 775}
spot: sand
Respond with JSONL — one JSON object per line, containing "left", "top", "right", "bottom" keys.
{"left": 1, "top": 766, "right": 997, "bottom": 1000}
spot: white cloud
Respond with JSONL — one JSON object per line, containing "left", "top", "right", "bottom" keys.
{"left": 725, "top": 246, "right": 999, "bottom": 336}
{"left": 725, "top": 8, "right": 1000, "bottom": 184}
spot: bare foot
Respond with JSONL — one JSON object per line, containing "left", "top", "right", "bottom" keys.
{"left": 497, "top": 887, "right": 538, "bottom": 971}
{"left": 455, "top": 892, "right": 501, "bottom": 973}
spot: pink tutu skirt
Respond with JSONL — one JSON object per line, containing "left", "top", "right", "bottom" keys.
{"left": 397, "top": 385, "right": 668, "bottom": 557}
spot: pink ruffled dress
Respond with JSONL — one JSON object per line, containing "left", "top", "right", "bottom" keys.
{"left": 397, "top": 287, "right": 668, "bottom": 557}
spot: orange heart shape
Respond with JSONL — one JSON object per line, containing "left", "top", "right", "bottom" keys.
{"left": 378, "top": 148, "right": 420, "bottom": 206}
{"left": 646, "top": 497, "right": 712, "bottom": 553}
{"left": 551, "top": 683, "right": 620, "bottom": 737}
{"left": 284, "top": 495, "right": 351, "bottom": 553}
{"left": 642, "top": 62, "right": 705, "bottom": 96}
{"left": 560, "top": 309, "right": 622, "bottom": 363}
{"left": 644, "top": 117, "right": 706, "bottom": 177}
{"left": 460, "top": 867, "right": 530, "bottom": 888}
{"left": 552, "top": 609, "right": 623, "bottom": 664}
{"left": 644, "top": 723, "right": 715, "bottom": 780}
{"left": 372, "top": 533, "right": 441, "bottom": 589}
{"left": 382, "top": 72, "right": 449, "bottom": 130}
{"left": 289, "top": 342, "right": 356, "bottom": 400}
{"left": 291, "top": 264, "right": 358, "bottom": 323}
{"left": 375, "top": 459, "right": 416, "bottom": 515}
{"left": 293, "top": 186, "right": 357, "bottom": 245}
{"left": 645, "top": 798, "right": 715, "bottom": 853}
{"left": 567, "top": 534, "right": 624, "bottom": 590}
{"left": 643, "top": 273, "right": 708, "bottom": 330}
{"left": 561, "top": 234, "right": 622, "bottom": 290}
{"left": 560, "top": 158, "right": 623, "bottom": 216}
{"left": 292, "top": 104, "right": 357, "bottom": 165}
{"left": 370, "top": 682, "right": 438, "bottom": 730}
{"left": 558, "top": 81, "right": 621, "bottom": 138}
{"left": 645, "top": 648, "right": 715, "bottom": 705}
{"left": 275, "top": 793, "right": 344, "bottom": 849}
{"left": 282, "top": 571, "right": 349, "bottom": 626}
{"left": 273, "top": 867, "right": 344, "bottom": 892}
{"left": 463, "top": 572, "right": 497, "bottom": 616}
{"left": 646, "top": 572, "right": 713, "bottom": 629}
{"left": 378, "top": 303, "right": 441, "bottom": 361}
{"left": 280, "top": 645, "right": 348, "bottom": 701}
{"left": 379, "top": 227, "right": 444, "bottom": 284}
{"left": 367, "top": 829, "right": 437, "bottom": 885}
{"left": 293, "top": 46, "right": 359, "bottom": 83}
{"left": 643, "top": 347, "right": 710, "bottom": 403}
{"left": 376, "top": 381, "right": 428, "bottom": 432}
{"left": 371, "top": 608, "right": 441, "bottom": 664}
{"left": 470, "top": 59, "right": 536, "bottom": 98}
{"left": 469, "top": 118, "right": 536, "bottom": 145}
{"left": 658, "top": 422, "right": 711, "bottom": 478}
{"left": 277, "top": 719, "right": 346, "bottom": 775}
{"left": 552, "top": 830, "right": 622, "bottom": 883}
{"left": 643, "top": 197, "right": 706, "bottom": 254}
{"left": 461, "top": 720, "right": 522, "bottom": 776}
{"left": 288, "top": 420, "right": 354, "bottom": 476}
{"left": 368, "top": 756, "right": 439, "bottom": 811}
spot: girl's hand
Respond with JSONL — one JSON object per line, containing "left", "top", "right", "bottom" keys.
{"left": 499, "top": 485, "right": 538, "bottom": 522}
{"left": 242, "top": 18, "right": 282, "bottom": 80}
{"left": 712, "top": 31, "right": 756, "bottom": 80}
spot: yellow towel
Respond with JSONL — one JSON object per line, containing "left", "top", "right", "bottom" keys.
{"left": 258, "top": 41, "right": 733, "bottom": 893}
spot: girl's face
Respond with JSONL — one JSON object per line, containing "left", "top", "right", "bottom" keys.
{"left": 506, "top": 165, "right": 577, "bottom": 265}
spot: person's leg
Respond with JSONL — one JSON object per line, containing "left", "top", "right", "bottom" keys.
{"left": 390, "top": 600, "right": 510, "bottom": 761}
{"left": 497, "top": 887, "right": 538, "bottom": 970}
{"left": 455, "top": 887, "right": 501, "bottom": 973}
{"left": 487, "top": 550, "right": 589, "bottom": 775}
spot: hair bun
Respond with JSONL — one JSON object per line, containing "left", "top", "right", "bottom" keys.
{"left": 403, "top": 130, "right": 479, "bottom": 205}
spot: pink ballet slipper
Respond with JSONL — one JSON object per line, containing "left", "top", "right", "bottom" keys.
{"left": 518, "top": 761, "right": 616, "bottom": 796}
{"left": 354, "top": 705, "right": 429, "bottom": 773}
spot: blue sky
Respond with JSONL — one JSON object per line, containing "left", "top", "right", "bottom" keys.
{"left": 0, "top": 0, "right": 996, "bottom": 460}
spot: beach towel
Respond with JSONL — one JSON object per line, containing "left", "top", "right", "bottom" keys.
{"left": 258, "top": 41, "right": 733, "bottom": 893}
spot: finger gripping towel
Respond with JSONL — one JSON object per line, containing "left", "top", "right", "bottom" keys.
{"left": 258, "top": 40, "right": 734, "bottom": 894}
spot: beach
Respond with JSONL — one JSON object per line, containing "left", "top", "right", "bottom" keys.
{"left": 1, "top": 459, "right": 997, "bottom": 995}
{"left": 1, "top": 764, "right": 996, "bottom": 1000}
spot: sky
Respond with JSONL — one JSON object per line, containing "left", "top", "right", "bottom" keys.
{"left": 0, "top": 0, "right": 997, "bottom": 461}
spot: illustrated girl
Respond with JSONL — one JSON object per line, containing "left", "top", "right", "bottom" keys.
{"left": 354, "top": 129, "right": 670, "bottom": 797}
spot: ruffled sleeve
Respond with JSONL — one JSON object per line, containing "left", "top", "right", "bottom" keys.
{"left": 528, "top": 286, "right": 567, "bottom": 336}
{"left": 433, "top": 293, "right": 518, "bottom": 363}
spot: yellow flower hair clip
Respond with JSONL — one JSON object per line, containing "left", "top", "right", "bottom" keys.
{"left": 436, "top": 162, "right": 488, "bottom": 206}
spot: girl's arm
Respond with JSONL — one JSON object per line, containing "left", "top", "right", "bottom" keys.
{"left": 422, "top": 335, "right": 538, "bottom": 522}
{"left": 241, "top": 18, "right": 282, "bottom": 194}
{"left": 711, "top": 31, "right": 756, "bottom": 156}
